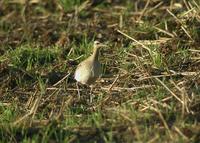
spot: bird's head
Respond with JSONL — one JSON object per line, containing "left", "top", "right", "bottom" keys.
{"left": 93, "top": 41, "right": 107, "bottom": 49}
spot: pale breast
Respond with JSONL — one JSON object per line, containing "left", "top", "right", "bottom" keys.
{"left": 74, "top": 60, "right": 101, "bottom": 85}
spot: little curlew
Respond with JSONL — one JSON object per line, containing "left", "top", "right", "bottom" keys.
{"left": 74, "top": 41, "right": 107, "bottom": 100}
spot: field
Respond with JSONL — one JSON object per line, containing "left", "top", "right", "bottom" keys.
{"left": 0, "top": 0, "right": 200, "bottom": 142}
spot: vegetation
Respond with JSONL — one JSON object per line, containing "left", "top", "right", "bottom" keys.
{"left": 0, "top": 0, "right": 200, "bottom": 142}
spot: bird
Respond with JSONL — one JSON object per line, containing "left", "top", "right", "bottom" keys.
{"left": 74, "top": 40, "right": 107, "bottom": 100}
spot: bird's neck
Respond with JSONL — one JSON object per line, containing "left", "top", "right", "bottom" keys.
{"left": 91, "top": 47, "right": 99, "bottom": 61}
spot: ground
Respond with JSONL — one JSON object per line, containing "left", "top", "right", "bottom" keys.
{"left": 0, "top": 0, "right": 200, "bottom": 142}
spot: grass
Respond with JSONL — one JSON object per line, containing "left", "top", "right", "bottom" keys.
{"left": 0, "top": 0, "right": 200, "bottom": 142}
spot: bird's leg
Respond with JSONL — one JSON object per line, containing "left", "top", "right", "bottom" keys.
{"left": 76, "top": 82, "right": 80, "bottom": 99}
{"left": 89, "top": 85, "right": 94, "bottom": 103}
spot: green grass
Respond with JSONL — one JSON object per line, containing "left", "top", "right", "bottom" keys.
{"left": 59, "top": 0, "right": 82, "bottom": 12}
{"left": 8, "top": 45, "right": 59, "bottom": 71}
{"left": 0, "top": 0, "right": 200, "bottom": 142}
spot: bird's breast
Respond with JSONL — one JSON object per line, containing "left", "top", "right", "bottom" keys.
{"left": 74, "top": 61, "right": 101, "bottom": 85}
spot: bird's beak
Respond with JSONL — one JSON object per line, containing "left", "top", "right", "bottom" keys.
{"left": 99, "top": 44, "right": 108, "bottom": 48}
